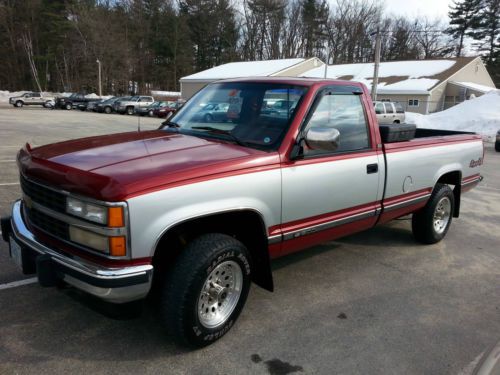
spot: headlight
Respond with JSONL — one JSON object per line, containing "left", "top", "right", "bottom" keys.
{"left": 69, "top": 226, "right": 109, "bottom": 252}
{"left": 66, "top": 197, "right": 107, "bottom": 224}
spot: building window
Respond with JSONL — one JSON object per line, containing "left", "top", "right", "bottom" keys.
{"left": 380, "top": 99, "right": 391, "bottom": 102}
{"left": 408, "top": 99, "right": 419, "bottom": 107}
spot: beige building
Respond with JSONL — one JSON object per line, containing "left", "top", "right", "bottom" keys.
{"left": 180, "top": 56, "right": 496, "bottom": 114}
{"left": 301, "top": 56, "right": 496, "bottom": 114}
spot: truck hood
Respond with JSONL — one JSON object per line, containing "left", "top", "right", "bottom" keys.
{"left": 18, "top": 130, "right": 279, "bottom": 201}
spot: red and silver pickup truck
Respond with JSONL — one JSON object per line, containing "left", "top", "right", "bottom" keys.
{"left": 1, "top": 78, "right": 483, "bottom": 347}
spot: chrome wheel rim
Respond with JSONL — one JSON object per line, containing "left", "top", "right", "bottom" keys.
{"left": 197, "top": 260, "right": 243, "bottom": 329}
{"left": 433, "top": 197, "right": 451, "bottom": 234}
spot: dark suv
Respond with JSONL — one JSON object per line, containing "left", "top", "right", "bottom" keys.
{"left": 54, "top": 93, "right": 100, "bottom": 110}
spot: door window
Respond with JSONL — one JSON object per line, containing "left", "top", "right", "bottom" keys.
{"left": 305, "top": 93, "right": 370, "bottom": 155}
{"left": 384, "top": 103, "right": 394, "bottom": 114}
{"left": 375, "top": 103, "right": 384, "bottom": 114}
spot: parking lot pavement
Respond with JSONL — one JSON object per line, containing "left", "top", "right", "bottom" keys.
{"left": 0, "top": 106, "right": 499, "bottom": 374}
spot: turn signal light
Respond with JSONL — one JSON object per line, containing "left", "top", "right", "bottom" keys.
{"left": 109, "top": 236, "right": 126, "bottom": 256}
{"left": 108, "top": 207, "right": 124, "bottom": 227}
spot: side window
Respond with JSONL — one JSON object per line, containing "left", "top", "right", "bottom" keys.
{"left": 305, "top": 93, "right": 370, "bottom": 155}
{"left": 384, "top": 102, "right": 394, "bottom": 114}
{"left": 375, "top": 103, "right": 384, "bottom": 114}
{"left": 33, "top": 93, "right": 41, "bottom": 97}
{"left": 394, "top": 102, "right": 405, "bottom": 113}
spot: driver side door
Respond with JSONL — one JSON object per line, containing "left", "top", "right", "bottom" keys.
{"left": 279, "top": 86, "right": 383, "bottom": 256}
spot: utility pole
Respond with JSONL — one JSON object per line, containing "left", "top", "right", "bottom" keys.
{"left": 96, "top": 59, "right": 102, "bottom": 97}
{"left": 324, "top": 45, "right": 329, "bottom": 78}
{"left": 371, "top": 28, "right": 381, "bottom": 102}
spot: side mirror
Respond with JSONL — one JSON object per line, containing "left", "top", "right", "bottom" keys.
{"left": 304, "top": 127, "right": 340, "bottom": 151}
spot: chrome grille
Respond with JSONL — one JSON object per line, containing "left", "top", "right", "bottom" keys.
{"left": 20, "top": 175, "right": 66, "bottom": 213}
{"left": 27, "top": 207, "right": 70, "bottom": 241}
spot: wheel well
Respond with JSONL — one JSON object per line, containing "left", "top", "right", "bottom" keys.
{"left": 152, "top": 211, "right": 273, "bottom": 292}
{"left": 436, "top": 171, "right": 462, "bottom": 218}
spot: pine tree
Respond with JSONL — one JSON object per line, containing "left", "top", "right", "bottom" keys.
{"left": 446, "top": 0, "right": 482, "bottom": 57}
{"left": 469, "top": 0, "right": 500, "bottom": 86}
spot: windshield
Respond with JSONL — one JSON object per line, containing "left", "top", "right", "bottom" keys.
{"left": 164, "top": 82, "right": 307, "bottom": 150}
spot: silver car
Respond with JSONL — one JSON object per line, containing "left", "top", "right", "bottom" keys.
{"left": 374, "top": 101, "right": 405, "bottom": 124}
{"left": 9, "top": 92, "right": 55, "bottom": 108}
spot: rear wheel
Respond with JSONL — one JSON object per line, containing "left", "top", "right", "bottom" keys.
{"left": 412, "top": 184, "right": 454, "bottom": 244}
{"left": 148, "top": 110, "right": 154, "bottom": 117}
{"left": 161, "top": 233, "right": 251, "bottom": 347}
{"left": 65, "top": 103, "right": 72, "bottom": 110}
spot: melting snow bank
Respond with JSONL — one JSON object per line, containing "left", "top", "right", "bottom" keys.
{"left": 406, "top": 90, "right": 500, "bottom": 142}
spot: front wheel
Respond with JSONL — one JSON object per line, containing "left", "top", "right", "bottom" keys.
{"left": 104, "top": 106, "right": 112, "bottom": 114}
{"left": 162, "top": 233, "right": 251, "bottom": 347}
{"left": 412, "top": 184, "right": 454, "bottom": 244}
{"left": 65, "top": 103, "right": 72, "bottom": 110}
{"left": 15, "top": 101, "right": 23, "bottom": 107}
{"left": 126, "top": 106, "right": 134, "bottom": 115}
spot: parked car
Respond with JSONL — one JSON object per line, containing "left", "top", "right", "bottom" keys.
{"left": 54, "top": 93, "right": 100, "bottom": 110}
{"left": 155, "top": 101, "right": 182, "bottom": 119}
{"left": 9, "top": 92, "right": 55, "bottom": 108}
{"left": 135, "top": 101, "right": 167, "bottom": 116}
{"left": 2, "top": 78, "right": 484, "bottom": 348}
{"left": 374, "top": 101, "right": 405, "bottom": 124}
{"left": 193, "top": 102, "right": 230, "bottom": 122}
{"left": 496, "top": 129, "right": 500, "bottom": 152}
{"left": 113, "top": 95, "right": 154, "bottom": 115}
{"left": 79, "top": 99, "right": 106, "bottom": 112}
{"left": 95, "top": 96, "right": 124, "bottom": 114}
{"left": 262, "top": 99, "right": 297, "bottom": 118}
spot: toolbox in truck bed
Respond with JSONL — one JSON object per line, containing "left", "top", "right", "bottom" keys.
{"left": 379, "top": 123, "right": 417, "bottom": 143}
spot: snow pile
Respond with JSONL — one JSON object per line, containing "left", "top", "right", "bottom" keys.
{"left": 151, "top": 90, "right": 181, "bottom": 97}
{"left": 0, "top": 90, "right": 28, "bottom": 102}
{"left": 406, "top": 90, "right": 500, "bottom": 141}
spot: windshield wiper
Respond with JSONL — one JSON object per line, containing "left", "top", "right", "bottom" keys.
{"left": 191, "top": 126, "right": 249, "bottom": 147}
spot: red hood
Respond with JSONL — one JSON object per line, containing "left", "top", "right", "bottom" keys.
{"left": 18, "top": 130, "right": 280, "bottom": 201}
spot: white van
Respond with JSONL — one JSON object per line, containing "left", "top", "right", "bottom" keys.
{"left": 374, "top": 101, "right": 405, "bottom": 124}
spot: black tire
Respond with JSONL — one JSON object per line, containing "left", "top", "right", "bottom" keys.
{"left": 204, "top": 113, "right": 213, "bottom": 123}
{"left": 148, "top": 110, "right": 154, "bottom": 117}
{"left": 495, "top": 141, "right": 500, "bottom": 152}
{"left": 15, "top": 100, "right": 23, "bottom": 108}
{"left": 412, "top": 184, "right": 454, "bottom": 244}
{"left": 393, "top": 120, "right": 400, "bottom": 124}
{"left": 126, "top": 106, "right": 134, "bottom": 115}
{"left": 162, "top": 233, "right": 251, "bottom": 347}
{"left": 65, "top": 103, "right": 72, "bottom": 110}
{"left": 104, "top": 106, "right": 111, "bottom": 114}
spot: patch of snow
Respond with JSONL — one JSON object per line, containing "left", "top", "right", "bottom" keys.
{"left": 450, "top": 81, "right": 497, "bottom": 93}
{"left": 181, "top": 58, "right": 305, "bottom": 80}
{"left": 151, "top": 90, "right": 181, "bottom": 97}
{"left": 301, "top": 59, "right": 458, "bottom": 93}
{"left": 406, "top": 90, "right": 500, "bottom": 141}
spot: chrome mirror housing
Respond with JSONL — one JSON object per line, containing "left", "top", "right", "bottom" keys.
{"left": 304, "top": 127, "right": 340, "bottom": 151}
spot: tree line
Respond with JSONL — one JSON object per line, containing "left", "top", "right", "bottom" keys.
{"left": 0, "top": 0, "right": 498, "bottom": 95}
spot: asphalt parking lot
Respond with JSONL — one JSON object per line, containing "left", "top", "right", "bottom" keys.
{"left": 0, "top": 104, "right": 499, "bottom": 375}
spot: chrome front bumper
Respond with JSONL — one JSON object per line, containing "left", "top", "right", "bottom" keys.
{"left": 7, "top": 200, "right": 153, "bottom": 303}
